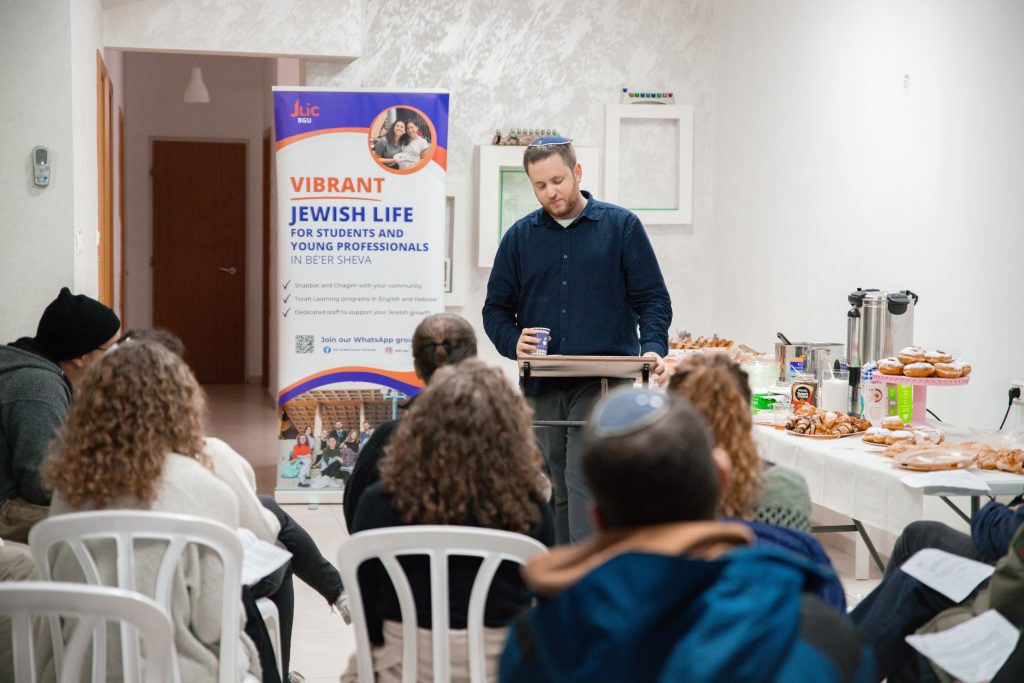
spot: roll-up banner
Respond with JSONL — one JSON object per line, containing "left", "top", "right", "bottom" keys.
{"left": 272, "top": 88, "right": 449, "bottom": 502}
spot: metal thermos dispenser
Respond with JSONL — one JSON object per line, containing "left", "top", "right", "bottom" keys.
{"left": 882, "top": 290, "right": 918, "bottom": 358}
{"left": 845, "top": 288, "right": 919, "bottom": 415}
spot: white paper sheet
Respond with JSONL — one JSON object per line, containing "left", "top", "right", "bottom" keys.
{"left": 901, "top": 548, "right": 995, "bottom": 603}
{"left": 905, "top": 609, "right": 1021, "bottom": 683}
{"left": 900, "top": 469, "right": 993, "bottom": 494}
{"left": 236, "top": 528, "right": 292, "bottom": 587}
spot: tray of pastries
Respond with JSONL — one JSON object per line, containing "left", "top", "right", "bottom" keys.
{"left": 880, "top": 440, "right": 1024, "bottom": 475}
{"left": 892, "top": 446, "right": 978, "bottom": 471}
{"left": 666, "top": 332, "right": 769, "bottom": 367}
{"left": 971, "top": 444, "right": 1024, "bottom": 475}
{"left": 863, "top": 416, "right": 945, "bottom": 448}
{"left": 786, "top": 404, "right": 871, "bottom": 438}
{"left": 670, "top": 332, "right": 735, "bottom": 350}
{"left": 875, "top": 346, "right": 972, "bottom": 380}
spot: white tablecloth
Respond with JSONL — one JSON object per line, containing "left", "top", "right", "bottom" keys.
{"left": 752, "top": 426, "right": 1024, "bottom": 537}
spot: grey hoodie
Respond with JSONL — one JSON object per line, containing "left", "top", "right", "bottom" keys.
{"left": 0, "top": 342, "right": 71, "bottom": 505}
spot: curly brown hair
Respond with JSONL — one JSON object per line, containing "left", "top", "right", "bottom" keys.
{"left": 378, "top": 358, "right": 545, "bottom": 534}
{"left": 44, "top": 340, "right": 209, "bottom": 509}
{"left": 666, "top": 352, "right": 762, "bottom": 518}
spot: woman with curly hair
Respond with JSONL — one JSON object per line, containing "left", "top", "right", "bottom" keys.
{"left": 666, "top": 352, "right": 765, "bottom": 518}
{"left": 666, "top": 353, "right": 848, "bottom": 612}
{"left": 42, "top": 340, "right": 264, "bottom": 681}
{"left": 342, "top": 357, "right": 553, "bottom": 683}
{"left": 343, "top": 312, "right": 479, "bottom": 530}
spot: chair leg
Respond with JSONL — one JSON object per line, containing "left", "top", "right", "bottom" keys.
{"left": 257, "top": 597, "right": 282, "bottom": 676}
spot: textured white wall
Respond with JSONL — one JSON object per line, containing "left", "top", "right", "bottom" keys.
{"left": 123, "top": 52, "right": 270, "bottom": 377}
{"left": 305, "top": 0, "right": 717, "bottom": 371}
{"left": 102, "top": 0, "right": 362, "bottom": 59}
{"left": 70, "top": 0, "right": 105, "bottom": 300}
{"left": 713, "top": 0, "right": 1024, "bottom": 428}
{"left": 0, "top": 1, "right": 77, "bottom": 340}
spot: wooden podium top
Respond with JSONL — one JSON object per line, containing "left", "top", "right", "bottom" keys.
{"left": 517, "top": 355, "right": 653, "bottom": 380}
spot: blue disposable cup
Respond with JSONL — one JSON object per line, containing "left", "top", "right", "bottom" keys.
{"left": 532, "top": 328, "right": 551, "bottom": 356}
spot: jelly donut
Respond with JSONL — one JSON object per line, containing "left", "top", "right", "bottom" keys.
{"left": 952, "top": 359, "right": 972, "bottom": 377}
{"left": 925, "top": 350, "right": 953, "bottom": 364}
{"left": 877, "top": 357, "right": 905, "bottom": 375}
{"left": 882, "top": 415, "right": 905, "bottom": 430}
{"left": 933, "top": 363, "right": 963, "bottom": 379}
{"left": 886, "top": 430, "right": 915, "bottom": 445}
{"left": 897, "top": 346, "right": 928, "bottom": 365}
{"left": 863, "top": 427, "right": 889, "bottom": 444}
{"left": 903, "top": 362, "right": 936, "bottom": 378}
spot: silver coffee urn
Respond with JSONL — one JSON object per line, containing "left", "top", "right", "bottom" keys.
{"left": 846, "top": 288, "right": 919, "bottom": 414}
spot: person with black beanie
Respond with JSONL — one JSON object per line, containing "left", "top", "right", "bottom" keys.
{"left": 0, "top": 287, "right": 120, "bottom": 541}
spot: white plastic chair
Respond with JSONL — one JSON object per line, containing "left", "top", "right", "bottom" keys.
{"left": 28, "top": 510, "right": 275, "bottom": 683}
{"left": 336, "top": 525, "right": 548, "bottom": 683}
{"left": 0, "top": 581, "right": 174, "bottom": 683}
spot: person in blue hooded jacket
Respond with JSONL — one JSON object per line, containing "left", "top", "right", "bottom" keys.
{"left": 500, "top": 388, "right": 876, "bottom": 683}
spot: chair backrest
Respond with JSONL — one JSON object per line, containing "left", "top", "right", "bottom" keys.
{"left": 336, "top": 525, "right": 548, "bottom": 683}
{"left": 28, "top": 510, "right": 245, "bottom": 683}
{"left": 0, "top": 581, "right": 173, "bottom": 683}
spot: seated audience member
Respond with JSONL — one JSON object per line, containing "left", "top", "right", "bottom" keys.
{"left": 118, "top": 328, "right": 349, "bottom": 673}
{"left": 500, "top": 388, "right": 875, "bottom": 683}
{"left": 42, "top": 341, "right": 262, "bottom": 681}
{"left": 0, "top": 287, "right": 120, "bottom": 541}
{"left": 853, "top": 521, "right": 1024, "bottom": 682}
{"left": 343, "top": 358, "right": 553, "bottom": 683}
{"left": 666, "top": 353, "right": 845, "bottom": 611}
{"left": 884, "top": 493, "right": 1024, "bottom": 578}
{"left": 343, "top": 312, "right": 477, "bottom": 531}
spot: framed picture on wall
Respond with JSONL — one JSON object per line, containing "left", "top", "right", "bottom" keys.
{"left": 604, "top": 103, "right": 693, "bottom": 225}
{"left": 477, "top": 144, "right": 601, "bottom": 267}
{"left": 444, "top": 179, "right": 471, "bottom": 307}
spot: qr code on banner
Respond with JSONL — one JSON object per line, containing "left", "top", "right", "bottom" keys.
{"left": 295, "top": 335, "right": 314, "bottom": 354}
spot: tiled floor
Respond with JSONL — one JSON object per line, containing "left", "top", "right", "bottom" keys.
{"left": 205, "top": 383, "right": 885, "bottom": 680}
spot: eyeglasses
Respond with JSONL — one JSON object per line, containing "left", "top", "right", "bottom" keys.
{"left": 528, "top": 136, "right": 573, "bottom": 147}
{"left": 589, "top": 388, "right": 671, "bottom": 439}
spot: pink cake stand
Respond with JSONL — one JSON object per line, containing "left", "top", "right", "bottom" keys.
{"left": 871, "top": 374, "right": 971, "bottom": 426}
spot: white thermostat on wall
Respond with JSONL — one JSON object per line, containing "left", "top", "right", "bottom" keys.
{"left": 33, "top": 146, "right": 51, "bottom": 187}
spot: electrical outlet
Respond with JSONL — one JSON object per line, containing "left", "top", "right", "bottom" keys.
{"left": 1012, "top": 379, "right": 1024, "bottom": 394}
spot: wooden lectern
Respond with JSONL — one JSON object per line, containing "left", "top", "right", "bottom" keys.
{"left": 517, "top": 355, "right": 654, "bottom": 427}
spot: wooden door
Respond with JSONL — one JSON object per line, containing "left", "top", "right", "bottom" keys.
{"left": 152, "top": 140, "right": 246, "bottom": 384}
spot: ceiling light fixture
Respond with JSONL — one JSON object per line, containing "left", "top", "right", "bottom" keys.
{"left": 183, "top": 66, "right": 210, "bottom": 104}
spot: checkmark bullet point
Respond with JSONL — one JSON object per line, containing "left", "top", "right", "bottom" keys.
{"left": 283, "top": 280, "right": 291, "bottom": 290}
{"left": 283, "top": 293, "right": 292, "bottom": 303}
{"left": 283, "top": 308, "right": 291, "bottom": 317}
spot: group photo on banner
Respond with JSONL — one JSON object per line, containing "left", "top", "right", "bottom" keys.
{"left": 273, "top": 88, "right": 450, "bottom": 501}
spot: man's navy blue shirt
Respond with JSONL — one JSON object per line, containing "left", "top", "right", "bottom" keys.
{"left": 483, "top": 191, "right": 672, "bottom": 369}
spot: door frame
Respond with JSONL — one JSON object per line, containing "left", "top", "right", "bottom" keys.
{"left": 262, "top": 128, "right": 271, "bottom": 387}
{"left": 96, "top": 51, "right": 114, "bottom": 306}
{"left": 149, "top": 135, "right": 251, "bottom": 382}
